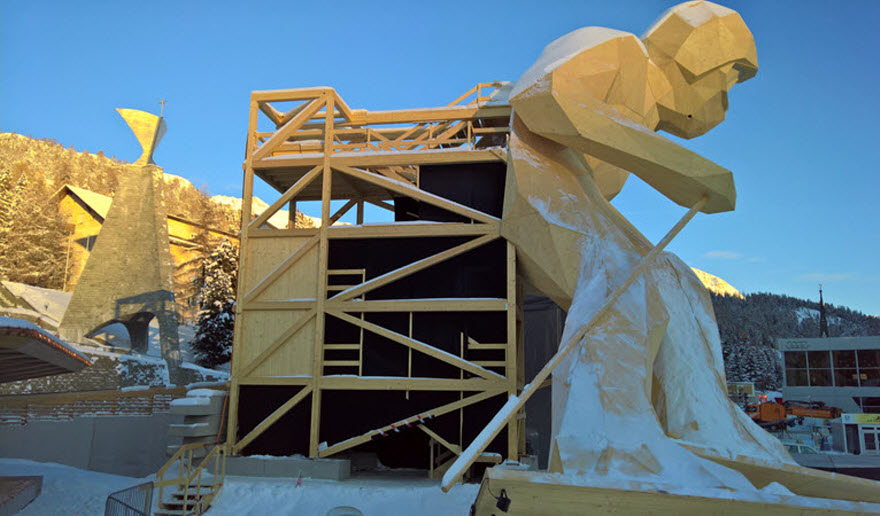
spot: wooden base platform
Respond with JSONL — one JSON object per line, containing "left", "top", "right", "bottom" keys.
{"left": 471, "top": 467, "right": 880, "bottom": 516}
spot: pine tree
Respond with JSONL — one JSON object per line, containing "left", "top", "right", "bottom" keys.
{"left": 191, "top": 240, "right": 238, "bottom": 368}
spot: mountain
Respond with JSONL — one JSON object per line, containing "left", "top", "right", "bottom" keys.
{"left": 691, "top": 268, "right": 743, "bottom": 298}
{"left": 211, "top": 195, "right": 319, "bottom": 229}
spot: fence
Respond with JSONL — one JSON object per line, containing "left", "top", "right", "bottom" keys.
{"left": 104, "top": 481, "right": 153, "bottom": 516}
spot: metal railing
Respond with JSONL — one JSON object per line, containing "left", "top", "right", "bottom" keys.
{"left": 105, "top": 481, "right": 153, "bottom": 516}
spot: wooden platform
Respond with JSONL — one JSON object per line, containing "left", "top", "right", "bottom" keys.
{"left": 0, "top": 476, "right": 41, "bottom": 515}
{"left": 471, "top": 468, "right": 880, "bottom": 516}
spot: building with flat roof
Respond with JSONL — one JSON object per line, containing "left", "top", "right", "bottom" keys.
{"left": 779, "top": 336, "right": 880, "bottom": 414}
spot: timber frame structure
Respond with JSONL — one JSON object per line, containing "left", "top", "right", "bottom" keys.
{"left": 227, "top": 83, "right": 527, "bottom": 472}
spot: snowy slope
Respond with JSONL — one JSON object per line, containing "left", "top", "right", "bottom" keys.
{"left": 212, "top": 194, "right": 321, "bottom": 229}
{"left": 691, "top": 268, "right": 743, "bottom": 298}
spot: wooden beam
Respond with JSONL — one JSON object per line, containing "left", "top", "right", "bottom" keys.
{"left": 233, "top": 386, "right": 312, "bottom": 454}
{"left": 467, "top": 337, "right": 507, "bottom": 350}
{"left": 256, "top": 149, "right": 505, "bottom": 170}
{"left": 330, "top": 233, "right": 498, "bottom": 302}
{"left": 440, "top": 197, "right": 708, "bottom": 492}
{"left": 317, "top": 390, "right": 499, "bottom": 458}
{"left": 325, "top": 298, "right": 507, "bottom": 313}
{"left": 237, "top": 376, "right": 311, "bottom": 386}
{"left": 278, "top": 100, "right": 315, "bottom": 126}
{"left": 347, "top": 105, "right": 511, "bottom": 126}
{"left": 252, "top": 96, "right": 326, "bottom": 162}
{"left": 310, "top": 94, "right": 335, "bottom": 457}
{"left": 242, "top": 234, "right": 319, "bottom": 303}
{"left": 506, "top": 240, "right": 518, "bottom": 460}
{"left": 418, "top": 424, "right": 461, "bottom": 454}
{"left": 318, "top": 376, "right": 508, "bottom": 391}
{"left": 251, "top": 87, "right": 334, "bottom": 102}
{"left": 328, "top": 222, "right": 498, "bottom": 239}
{"left": 363, "top": 199, "right": 394, "bottom": 212}
{"left": 248, "top": 165, "right": 322, "bottom": 230}
{"left": 240, "top": 310, "right": 316, "bottom": 377}
{"left": 242, "top": 300, "right": 315, "bottom": 311}
{"left": 248, "top": 228, "right": 320, "bottom": 239}
{"left": 257, "top": 101, "right": 283, "bottom": 125}
{"left": 227, "top": 97, "right": 261, "bottom": 448}
{"left": 327, "top": 310, "right": 504, "bottom": 381}
{"left": 333, "top": 164, "right": 499, "bottom": 224}
{"left": 329, "top": 199, "right": 358, "bottom": 225}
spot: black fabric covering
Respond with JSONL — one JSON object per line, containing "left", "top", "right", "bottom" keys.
{"left": 394, "top": 162, "right": 506, "bottom": 222}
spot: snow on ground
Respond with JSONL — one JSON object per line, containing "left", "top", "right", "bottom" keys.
{"left": 0, "top": 458, "right": 140, "bottom": 516}
{"left": 211, "top": 473, "right": 479, "bottom": 516}
{"left": 0, "top": 459, "right": 479, "bottom": 516}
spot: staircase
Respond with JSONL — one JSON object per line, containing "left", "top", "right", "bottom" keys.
{"left": 122, "top": 443, "right": 226, "bottom": 516}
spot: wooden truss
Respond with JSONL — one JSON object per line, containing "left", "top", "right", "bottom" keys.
{"left": 227, "top": 84, "right": 524, "bottom": 467}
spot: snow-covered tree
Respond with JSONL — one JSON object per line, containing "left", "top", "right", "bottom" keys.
{"left": 191, "top": 239, "right": 238, "bottom": 368}
{"left": 0, "top": 163, "right": 69, "bottom": 288}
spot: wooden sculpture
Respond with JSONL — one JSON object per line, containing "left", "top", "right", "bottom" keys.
{"left": 445, "top": 1, "right": 880, "bottom": 511}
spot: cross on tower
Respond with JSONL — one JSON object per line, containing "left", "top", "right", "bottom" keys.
{"left": 158, "top": 98, "right": 167, "bottom": 117}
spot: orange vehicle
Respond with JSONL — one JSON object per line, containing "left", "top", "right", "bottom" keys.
{"left": 784, "top": 400, "right": 842, "bottom": 419}
{"left": 745, "top": 401, "right": 791, "bottom": 431}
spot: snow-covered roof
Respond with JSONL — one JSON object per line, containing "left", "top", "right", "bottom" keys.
{"left": 0, "top": 315, "right": 92, "bottom": 383}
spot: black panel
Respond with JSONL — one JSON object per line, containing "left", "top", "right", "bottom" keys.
{"left": 392, "top": 162, "right": 506, "bottom": 223}
{"left": 238, "top": 386, "right": 311, "bottom": 456}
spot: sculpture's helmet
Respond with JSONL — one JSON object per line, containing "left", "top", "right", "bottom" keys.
{"left": 642, "top": 1, "right": 758, "bottom": 138}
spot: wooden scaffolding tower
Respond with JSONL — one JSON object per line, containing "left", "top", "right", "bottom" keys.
{"left": 226, "top": 83, "right": 527, "bottom": 474}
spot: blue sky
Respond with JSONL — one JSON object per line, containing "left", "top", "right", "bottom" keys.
{"left": 2, "top": 1, "right": 878, "bottom": 316}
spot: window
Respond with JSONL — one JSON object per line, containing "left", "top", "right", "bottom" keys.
{"left": 835, "top": 368, "right": 860, "bottom": 387}
{"left": 858, "top": 350, "right": 880, "bottom": 388}
{"left": 786, "top": 369, "right": 809, "bottom": 387}
{"left": 785, "top": 351, "right": 806, "bottom": 368}
{"left": 859, "top": 350, "right": 880, "bottom": 368}
{"left": 808, "top": 351, "right": 831, "bottom": 387}
{"left": 855, "top": 398, "right": 880, "bottom": 414}
{"left": 834, "top": 350, "right": 857, "bottom": 369}
{"left": 785, "top": 351, "right": 808, "bottom": 386}
{"left": 862, "top": 369, "right": 880, "bottom": 388}
{"left": 809, "top": 351, "right": 830, "bottom": 368}
{"left": 809, "top": 369, "right": 832, "bottom": 386}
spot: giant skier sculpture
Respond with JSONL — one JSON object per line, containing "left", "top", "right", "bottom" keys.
{"left": 446, "top": 0, "right": 794, "bottom": 492}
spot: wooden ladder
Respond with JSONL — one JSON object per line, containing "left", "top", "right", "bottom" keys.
{"left": 324, "top": 269, "right": 366, "bottom": 375}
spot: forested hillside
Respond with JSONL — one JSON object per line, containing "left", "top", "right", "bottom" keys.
{"left": 713, "top": 292, "right": 880, "bottom": 389}
{"left": 0, "top": 132, "right": 239, "bottom": 289}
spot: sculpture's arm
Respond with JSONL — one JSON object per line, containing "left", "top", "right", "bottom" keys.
{"left": 510, "top": 80, "right": 736, "bottom": 213}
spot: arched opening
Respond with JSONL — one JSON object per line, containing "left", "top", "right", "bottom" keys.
{"left": 87, "top": 312, "right": 157, "bottom": 355}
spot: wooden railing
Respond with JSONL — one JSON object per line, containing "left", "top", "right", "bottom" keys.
{"left": 155, "top": 441, "right": 227, "bottom": 515}
{"left": 249, "top": 82, "right": 511, "bottom": 163}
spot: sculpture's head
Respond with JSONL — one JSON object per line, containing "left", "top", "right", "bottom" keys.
{"left": 642, "top": 1, "right": 757, "bottom": 139}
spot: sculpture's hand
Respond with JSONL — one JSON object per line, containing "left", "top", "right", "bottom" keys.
{"left": 510, "top": 79, "right": 736, "bottom": 214}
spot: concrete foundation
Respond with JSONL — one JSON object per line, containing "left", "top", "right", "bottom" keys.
{"left": 225, "top": 455, "right": 351, "bottom": 481}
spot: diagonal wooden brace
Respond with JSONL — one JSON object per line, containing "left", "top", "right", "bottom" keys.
{"left": 440, "top": 196, "right": 708, "bottom": 492}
